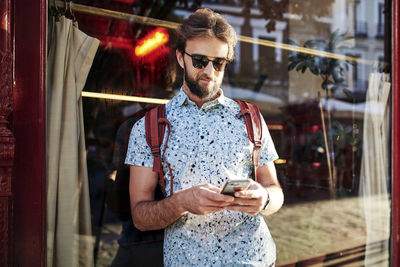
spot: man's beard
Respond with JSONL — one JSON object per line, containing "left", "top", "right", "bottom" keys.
{"left": 183, "top": 62, "right": 220, "bottom": 100}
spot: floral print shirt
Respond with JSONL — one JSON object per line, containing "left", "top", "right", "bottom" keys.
{"left": 125, "top": 89, "right": 279, "bottom": 266}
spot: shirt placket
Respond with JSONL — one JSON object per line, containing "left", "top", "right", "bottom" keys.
{"left": 199, "top": 107, "right": 222, "bottom": 261}
{"left": 198, "top": 108, "right": 210, "bottom": 182}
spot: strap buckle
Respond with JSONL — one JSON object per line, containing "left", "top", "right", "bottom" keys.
{"left": 150, "top": 145, "right": 161, "bottom": 156}
{"left": 254, "top": 140, "right": 262, "bottom": 148}
{"left": 236, "top": 109, "right": 250, "bottom": 119}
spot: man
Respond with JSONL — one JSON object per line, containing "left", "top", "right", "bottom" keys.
{"left": 125, "top": 8, "right": 284, "bottom": 266}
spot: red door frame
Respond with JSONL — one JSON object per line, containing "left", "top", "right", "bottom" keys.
{"left": 12, "top": 0, "right": 47, "bottom": 266}
{"left": 6, "top": 0, "right": 400, "bottom": 266}
{"left": 392, "top": 0, "right": 400, "bottom": 265}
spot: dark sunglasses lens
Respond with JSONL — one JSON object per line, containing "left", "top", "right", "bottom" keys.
{"left": 191, "top": 55, "right": 209, "bottom": 69}
{"left": 212, "top": 59, "right": 226, "bottom": 71}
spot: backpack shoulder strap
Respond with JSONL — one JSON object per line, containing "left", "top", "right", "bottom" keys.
{"left": 145, "top": 104, "right": 173, "bottom": 196}
{"left": 235, "top": 100, "right": 263, "bottom": 182}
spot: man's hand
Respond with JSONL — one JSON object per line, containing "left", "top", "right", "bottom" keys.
{"left": 225, "top": 181, "right": 269, "bottom": 215}
{"left": 130, "top": 164, "right": 235, "bottom": 231}
{"left": 179, "top": 184, "right": 235, "bottom": 215}
{"left": 130, "top": 161, "right": 283, "bottom": 231}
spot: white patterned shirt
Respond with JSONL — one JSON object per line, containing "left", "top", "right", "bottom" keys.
{"left": 125, "top": 89, "right": 279, "bottom": 266}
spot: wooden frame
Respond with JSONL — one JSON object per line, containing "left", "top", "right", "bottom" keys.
{"left": 0, "top": 0, "right": 15, "bottom": 265}
{"left": 0, "top": 0, "right": 399, "bottom": 266}
{"left": 392, "top": 0, "right": 400, "bottom": 265}
{"left": 12, "top": 0, "right": 47, "bottom": 266}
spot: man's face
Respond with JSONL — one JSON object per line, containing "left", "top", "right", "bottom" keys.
{"left": 177, "top": 36, "right": 229, "bottom": 101}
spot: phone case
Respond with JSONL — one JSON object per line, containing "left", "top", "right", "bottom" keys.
{"left": 221, "top": 179, "right": 251, "bottom": 196}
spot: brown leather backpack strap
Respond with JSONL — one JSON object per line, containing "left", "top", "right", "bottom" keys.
{"left": 236, "top": 100, "right": 263, "bottom": 182}
{"left": 145, "top": 104, "right": 172, "bottom": 196}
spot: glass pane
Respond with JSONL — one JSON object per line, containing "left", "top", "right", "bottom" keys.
{"left": 46, "top": 0, "right": 392, "bottom": 266}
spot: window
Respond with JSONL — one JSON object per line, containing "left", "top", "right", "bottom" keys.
{"left": 46, "top": 0, "right": 392, "bottom": 265}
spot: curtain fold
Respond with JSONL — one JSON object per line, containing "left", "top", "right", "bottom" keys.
{"left": 47, "top": 16, "right": 99, "bottom": 267}
{"left": 359, "top": 72, "right": 391, "bottom": 266}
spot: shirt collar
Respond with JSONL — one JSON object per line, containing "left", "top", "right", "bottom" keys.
{"left": 177, "top": 87, "right": 227, "bottom": 109}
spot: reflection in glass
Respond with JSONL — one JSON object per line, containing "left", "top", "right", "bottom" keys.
{"left": 46, "top": 0, "right": 392, "bottom": 265}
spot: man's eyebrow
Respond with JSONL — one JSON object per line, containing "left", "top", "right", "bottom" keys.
{"left": 191, "top": 53, "right": 228, "bottom": 60}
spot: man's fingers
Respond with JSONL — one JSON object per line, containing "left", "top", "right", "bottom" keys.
{"left": 199, "top": 185, "right": 235, "bottom": 202}
{"left": 204, "top": 192, "right": 235, "bottom": 204}
{"left": 234, "top": 190, "right": 261, "bottom": 198}
{"left": 231, "top": 197, "right": 263, "bottom": 206}
{"left": 205, "top": 185, "right": 222, "bottom": 193}
{"left": 189, "top": 185, "right": 234, "bottom": 212}
{"left": 198, "top": 196, "right": 233, "bottom": 207}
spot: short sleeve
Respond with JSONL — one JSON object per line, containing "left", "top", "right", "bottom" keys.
{"left": 258, "top": 116, "right": 279, "bottom": 167}
{"left": 124, "top": 117, "right": 154, "bottom": 167}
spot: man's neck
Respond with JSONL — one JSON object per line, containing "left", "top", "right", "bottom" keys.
{"left": 182, "top": 85, "right": 221, "bottom": 108}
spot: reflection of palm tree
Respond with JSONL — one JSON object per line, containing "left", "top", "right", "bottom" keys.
{"left": 287, "top": 30, "right": 355, "bottom": 198}
{"left": 287, "top": 30, "right": 353, "bottom": 99}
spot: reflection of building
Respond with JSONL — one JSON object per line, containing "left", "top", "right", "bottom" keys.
{"left": 1, "top": 0, "right": 400, "bottom": 266}
{"left": 337, "top": 0, "right": 386, "bottom": 94}
{"left": 192, "top": 1, "right": 386, "bottom": 110}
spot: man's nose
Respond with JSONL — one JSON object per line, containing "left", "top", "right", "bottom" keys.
{"left": 203, "top": 61, "right": 214, "bottom": 75}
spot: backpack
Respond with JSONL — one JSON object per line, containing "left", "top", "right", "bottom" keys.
{"left": 145, "top": 99, "right": 263, "bottom": 196}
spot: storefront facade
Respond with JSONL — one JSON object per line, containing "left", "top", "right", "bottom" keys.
{"left": 1, "top": 0, "right": 400, "bottom": 266}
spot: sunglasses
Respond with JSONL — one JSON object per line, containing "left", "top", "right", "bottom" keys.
{"left": 184, "top": 51, "right": 229, "bottom": 72}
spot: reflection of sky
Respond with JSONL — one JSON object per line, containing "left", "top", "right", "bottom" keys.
{"left": 321, "top": 98, "right": 387, "bottom": 116}
{"left": 222, "top": 84, "right": 387, "bottom": 119}
{"left": 222, "top": 85, "right": 283, "bottom": 104}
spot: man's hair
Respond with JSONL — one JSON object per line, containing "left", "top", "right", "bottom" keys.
{"left": 176, "top": 8, "right": 237, "bottom": 61}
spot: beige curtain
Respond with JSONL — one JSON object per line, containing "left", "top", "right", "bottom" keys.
{"left": 359, "top": 72, "right": 391, "bottom": 266}
{"left": 47, "top": 16, "right": 99, "bottom": 267}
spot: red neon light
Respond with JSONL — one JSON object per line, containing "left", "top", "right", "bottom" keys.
{"left": 135, "top": 28, "right": 169, "bottom": 56}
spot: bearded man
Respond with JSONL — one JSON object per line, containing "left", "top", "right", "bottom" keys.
{"left": 125, "top": 8, "right": 284, "bottom": 266}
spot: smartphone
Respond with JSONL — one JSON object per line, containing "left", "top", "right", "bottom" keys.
{"left": 221, "top": 179, "right": 251, "bottom": 196}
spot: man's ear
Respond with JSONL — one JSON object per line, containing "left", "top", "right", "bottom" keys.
{"left": 176, "top": 49, "right": 184, "bottom": 69}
